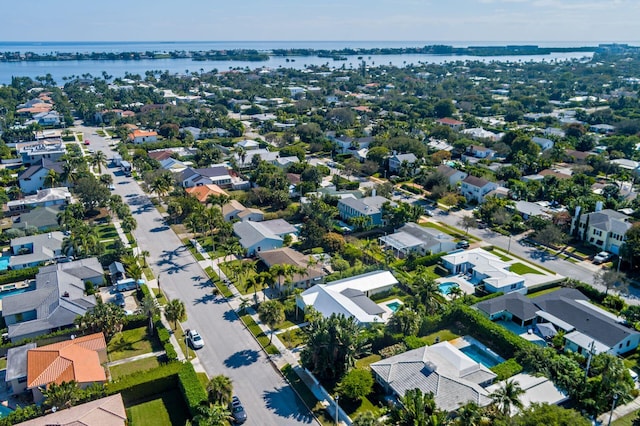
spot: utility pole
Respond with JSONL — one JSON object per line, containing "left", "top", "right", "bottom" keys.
{"left": 585, "top": 340, "right": 596, "bottom": 379}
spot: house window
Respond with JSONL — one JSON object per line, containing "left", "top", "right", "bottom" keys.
{"left": 627, "top": 340, "right": 631, "bottom": 347}
{"left": 619, "top": 343, "right": 623, "bottom": 348}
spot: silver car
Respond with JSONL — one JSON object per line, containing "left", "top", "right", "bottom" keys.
{"left": 186, "top": 329, "right": 204, "bottom": 349}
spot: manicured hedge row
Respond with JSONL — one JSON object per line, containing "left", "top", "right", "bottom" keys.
{"left": 164, "top": 343, "right": 178, "bottom": 361}
{"left": 106, "top": 362, "right": 183, "bottom": 403}
{"left": 178, "top": 362, "right": 208, "bottom": 417}
{"left": 0, "top": 267, "right": 38, "bottom": 285}
{"left": 490, "top": 358, "right": 523, "bottom": 381}
{"left": 405, "top": 252, "right": 445, "bottom": 270}
{"left": 444, "top": 304, "right": 535, "bottom": 358}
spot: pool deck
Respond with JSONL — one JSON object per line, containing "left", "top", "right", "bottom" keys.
{"left": 449, "top": 335, "right": 505, "bottom": 364}
{"left": 436, "top": 275, "right": 475, "bottom": 296}
{"left": 377, "top": 298, "right": 403, "bottom": 321}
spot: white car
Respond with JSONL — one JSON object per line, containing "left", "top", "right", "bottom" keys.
{"left": 186, "top": 329, "right": 204, "bottom": 349}
{"left": 593, "top": 251, "right": 613, "bottom": 264}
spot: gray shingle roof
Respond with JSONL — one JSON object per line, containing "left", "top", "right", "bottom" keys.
{"left": 475, "top": 292, "right": 539, "bottom": 321}
{"left": 463, "top": 175, "right": 491, "bottom": 188}
{"left": 6, "top": 343, "right": 37, "bottom": 381}
{"left": 581, "top": 209, "right": 631, "bottom": 234}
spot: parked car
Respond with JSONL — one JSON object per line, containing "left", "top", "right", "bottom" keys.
{"left": 114, "top": 293, "right": 126, "bottom": 308}
{"left": 84, "top": 140, "right": 90, "bottom": 145}
{"left": 230, "top": 396, "right": 247, "bottom": 424}
{"left": 186, "top": 329, "right": 204, "bottom": 349}
{"left": 593, "top": 251, "right": 613, "bottom": 264}
{"left": 456, "top": 240, "right": 470, "bottom": 249}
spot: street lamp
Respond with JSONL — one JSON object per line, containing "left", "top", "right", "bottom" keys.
{"left": 607, "top": 393, "right": 619, "bottom": 426}
{"left": 334, "top": 394, "right": 339, "bottom": 426}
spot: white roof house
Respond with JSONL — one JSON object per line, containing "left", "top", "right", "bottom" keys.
{"left": 441, "top": 248, "right": 525, "bottom": 294}
{"left": 233, "top": 219, "right": 297, "bottom": 256}
{"left": 486, "top": 373, "right": 568, "bottom": 414}
{"left": 379, "top": 222, "right": 457, "bottom": 257}
{"left": 371, "top": 341, "right": 496, "bottom": 412}
{"left": 297, "top": 270, "right": 398, "bottom": 324}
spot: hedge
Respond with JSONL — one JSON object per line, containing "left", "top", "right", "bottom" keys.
{"left": 0, "top": 404, "right": 44, "bottom": 426}
{"left": 444, "top": 305, "right": 534, "bottom": 358}
{"left": 0, "top": 267, "right": 38, "bottom": 285}
{"left": 178, "top": 362, "right": 208, "bottom": 417}
{"left": 405, "top": 252, "right": 445, "bottom": 270}
{"left": 137, "top": 283, "right": 152, "bottom": 300}
{"left": 164, "top": 342, "right": 178, "bottom": 362}
{"left": 157, "top": 327, "right": 171, "bottom": 345}
{"left": 106, "top": 362, "right": 183, "bottom": 403}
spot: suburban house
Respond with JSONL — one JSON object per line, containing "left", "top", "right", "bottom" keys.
{"left": 233, "top": 219, "right": 297, "bottom": 255}
{"left": 6, "top": 186, "right": 71, "bottom": 214}
{"left": 532, "top": 136, "right": 554, "bottom": 151}
{"left": 513, "top": 201, "right": 553, "bottom": 221}
{"left": 185, "top": 184, "right": 228, "bottom": 204}
{"left": 435, "top": 117, "right": 465, "bottom": 131}
{"left": 17, "top": 140, "right": 66, "bottom": 166}
{"left": 486, "top": 373, "right": 568, "bottom": 413}
{"left": 178, "top": 166, "right": 232, "bottom": 188}
{"left": 15, "top": 394, "right": 127, "bottom": 426}
{"left": 3, "top": 258, "right": 103, "bottom": 341}
{"left": 25, "top": 333, "right": 107, "bottom": 402}
{"left": 461, "top": 127, "right": 502, "bottom": 142}
{"left": 475, "top": 288, "right": 640, "bottom": 355}
{"left": 388, "top": 153, "right": 419, "bottom": 174}
{"left": 436, "top": 164, "right": 468, "bottom": 187}
{"left": 370, "top": 341, "right": 496, "bottom": 411}
{"left": 234, "top": 149, "right": 299, "bottom": 169}
{"left": 236, "top": 139, "right": 260, "bottom": 150}
{"left": 327, "top": 134, "right": 374, "bottom": 154}
{"left": 12, "top": 205, "right": 65, "bottom": 232}
{"left": 17, "top": 159, "right": 65, "bottom": 194}
{"left": 297, "top": 271, "right": 398, "bottom": 324}
{"left": 461, "top": 176, "right": 498, "bottom": 204}
{"left": 571, "top": 207, "right": 631, "bottom": 254}
{"left": 464, "top": 145, "right": 495, "bottom": 160}
{"left": 5, "top": 343, "right": 37, "bottom": 395}
{"left": 257, "top": 247, "right": 325, "bottom": 290}
{"left": 590, "top": 124, "right": 616, "bottom": 134}
{"left": 338, "top": 195, "right": 395, "bottom": 227}
{"left": 159, "top": 157, "right": 188, "bottom": 172}
{"left": 108, "top": 261, "right": 126, "bottom": 283}
{"left": 9, "top": 231, "right": 65, "bottom": 270}
{"left": 222, "top": 199, "right": 264, "bottom": 222}
{"left": 441, "top": 248, "right": 526, "bottom": 294}
{"left": 379, "top": 222, "right": 457, "bottom": 257}
{"left": 127, "top": 129, "right": 158, "bottom": 144}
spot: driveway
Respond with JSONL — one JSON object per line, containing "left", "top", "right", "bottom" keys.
{"left": 76, "top": 124, "right": 316, "bottom": 425}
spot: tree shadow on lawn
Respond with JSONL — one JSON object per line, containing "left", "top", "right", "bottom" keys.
{"left": 224, "top": 349, "right": 260, "bottom": 368}
{"left": 263, "top": 386, "right": 315, "bottom": 424}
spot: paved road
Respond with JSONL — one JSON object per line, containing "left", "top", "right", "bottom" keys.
{"left": 432, "top": 206, "right": 640, "bottom": 300}
{"left": 77, "top": 124, "right": 315, "bottom": 425}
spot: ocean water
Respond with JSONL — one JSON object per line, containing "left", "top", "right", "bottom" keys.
{"left": 0, "top": 40, "right": 603, "bottom": 84}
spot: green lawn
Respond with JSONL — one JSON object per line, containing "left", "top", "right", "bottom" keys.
{"left": 107, "top": 327, "right": 162, "bottom": 361}
{"left": 481, "top": 247, "right": 512, "bottom": 261}
{"left": 109, "top": 356, "right": 160, "bottom": 380}
{"left": 278, "top": 328, "right": 305, "bottom": 349}
{"left": 420, "top": 221, "right": 480, "bottom": 242}
{"left": 240, "top": 314, "right": 281, "bottom": 355}
{"left": 126, "top": 389, "right": 190, "bottom": 426}
{"left": 527, "top": 286, "right": 561, "bottom": 299}
{"left": 509, "top": 262, "right": 544, "bottom": 275}
{"left": 95, "top": 223, "right": 119, "bottom": 240}
{"left": 0, "top": 357, "right": 6, "bottom": 370}
{"left": 420, "top": 329, "right": 461, "bottom": 345}
{"left": 356, "top": 354, "right": 382, "bottom": 369}
{"left": 613, "top": 411, "right": 639, "bottom": 426}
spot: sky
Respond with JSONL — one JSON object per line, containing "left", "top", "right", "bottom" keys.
{"left": 3, "top": 0, "right": 640, "bottom": 44}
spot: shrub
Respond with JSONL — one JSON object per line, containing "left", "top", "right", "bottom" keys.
{"left": 157, "top": 327, "right": 171, "bottom": 345}
{"left": 404, "top": 335, "right": 427, "bottom": 350}
{"left": 164, "top": 343, "right": 178, "bottom": 362}
{"left": 177, "top": 362, "right": 208, "bottom": 417}
{"left": 379, "top": 342, "right": 407, "bottom": 359}
{"left": 490, "top": 358, "right": 523, "bottom": 380}
{"left": 0, "top": 404, "right": 44, "bottom": 426}
{"left": 405, "top": 252, "right": 445, "bottom": 270}
{"left": 0, "top": 267, "right": 38, "bottom": 285}
{"left": 106, "top": 362, "right": 182, "bottom": 403}
{"left": 137, "top": 283, "right": 152, "bottom": 301}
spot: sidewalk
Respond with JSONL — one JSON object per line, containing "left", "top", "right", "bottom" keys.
{"left": 597, "top": 394, "right": 640, "bottom": 425}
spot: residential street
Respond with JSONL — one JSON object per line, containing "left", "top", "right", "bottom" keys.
{"left": 79, "top": 124, "right": 316, "bottom": 425}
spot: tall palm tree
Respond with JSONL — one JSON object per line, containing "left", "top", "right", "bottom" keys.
{"left": 164, "top": 298, "right": 187, "bottom": 330}
{"left": 44, "top": 169, "right": 60, "bottom": 188}
{"left": 121, "top": 215, "right": 137, "bottom": 233}
{"left": 90, "top": 151, "right": 108, "bottom": 173}
{"left": 490, "top": 379, "right": 524, "bottom": 418}
{"left": 206, "top": 375, "right": 233, "bottom": 406}
{"left": 258, "top": 300, "right": 284, "bottom": 343}
{"left": 42, "top": 380, "right": 81, "bottom": 410}
{"left": 414, "top": 267, "right": 445, "bottom": 315}
{"left": 193, "top": 403, "right": 231, "bottom": 426}
{"left": 140, "top": 294, "right": 160, "bottom": 332}
{"left": 139, "top": 250, "right": 150, "bottom": 268}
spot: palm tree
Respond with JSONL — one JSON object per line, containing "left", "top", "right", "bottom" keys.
{"left": 206, "top": 375, "right": 233, "bottom": 406}
{"left": 164, "top": 298, "right": 187, "bottom": 330}
{"left": 238, "top": 297, "right": 251, "bottom": 315}
{"left": 193, "top": 403, "right": 231, "bottom": 426}
{"left": 352, "top": 411, "right": 380, "bottom": 426}
{"left": 454, "top": 402, "right": 486, "bottom": 426}
{"left": 391, "top": 388, "right": 444, "bottom": 426}
{"left": 258, "top": 300, "right": 285, "bottom": 343}
{"left": 42, "top": 380, "right": 81, "bottom": 410}
{"left": 44, "top": 169, "right": 60, "bottom": 188}
{"left": 414, "top": 268, "right": 445, "bottom": 315}
{"left": 90, "top": 150, "right": 108, "bottom": 173}
{"left": 99, "top": 173, "right": 113, "bottom": 187}
{"left": 140, "top": 294, "right": 160, "bottom": 332}
{"left": 490, "top": 379, "right": 524, "bottom": 418}
{"left": 139, "top": 250, "right": 150, "bottom": 267}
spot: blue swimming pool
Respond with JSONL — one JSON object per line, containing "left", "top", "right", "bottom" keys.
{"left": 459, "top": 344, "right": 501, "bottom": 368}
{"left": 438, "top": 282, "right": 459, "bottom": 295}
{"left": 386, "top": 301, "right": 402, "bottom": 313}
{"left": 0, "top": 287, "right": 30, "bottom": 300}
{"left": 0, "top": 404, "right": 14, "bottom": 418}
{"left": 0, "top": 256, "right": 9, "bottom": 271}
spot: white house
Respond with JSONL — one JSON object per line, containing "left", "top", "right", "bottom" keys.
{"left": 297, "top": 271, "right": 398, "bottom": 324}
{"left": 436, "top": 164, "right": 468, "bottom": 187}
{"left": 127, "top": 129, "right": 158, "bottom": 144}
{"left": 572, "top": 207, "right": 631, "bottom": 254}
{"left": 9, "top": 231, "right": 65, "bottom": 270}
{"left": 442, "top": 248, "right": 526, "bottom": 294}
{"left": 379, "top": 222, "right": 457, "bottom": 257}
{"left": 388, "top": 153, "right": 419, "bottom": 174}
{"left": 532, "top": 136, "right": 554, "bottom": 151}
{"left": 179, "top": 167, "right": 232, "bottom": 188}
{"left": 461, "top": 176, "right": 498, "bottom": 203}
{"left": 465, "top": 145, "right": 495, "bottom": 159}
{"left": 233, "top": 219, "right": 297, "bottom": 256}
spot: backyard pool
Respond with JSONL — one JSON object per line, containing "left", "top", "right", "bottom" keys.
{"left": 459, "top": 344, "right": 502, "bottom": 368}
{"left": 438, "top": 282, "right": 459, "bottom": 295}
{"left": 0, "top": 256, "right": 8, "bottom": 271}
{"left": 0, "top": 286, "right": 32, "bottom": 300}
{"left": 386, "top": 301, "right": 403, "bottom": 313}
{"left": 0, "top": 404, "right": 14, "bottom": 418}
